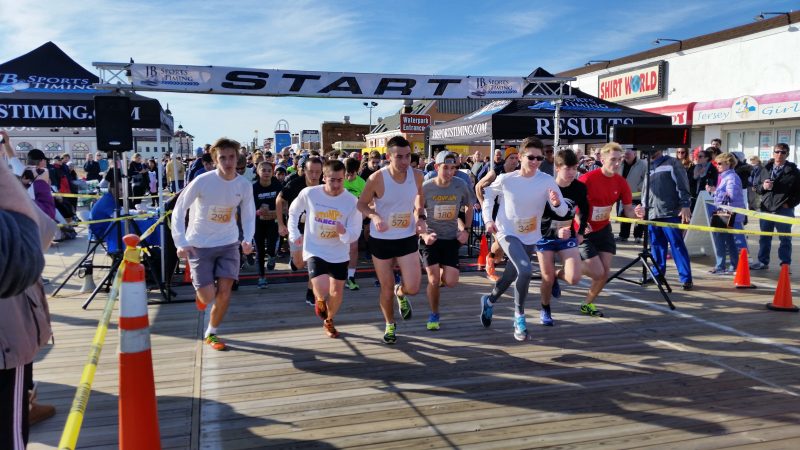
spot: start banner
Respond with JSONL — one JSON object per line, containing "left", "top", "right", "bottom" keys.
{"left": 129, "top": 64, "right": 526, "bottom": 100}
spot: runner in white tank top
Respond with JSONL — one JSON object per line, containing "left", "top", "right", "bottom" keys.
{"left": 357, "top": 136, "right": 427, "bottom": 344}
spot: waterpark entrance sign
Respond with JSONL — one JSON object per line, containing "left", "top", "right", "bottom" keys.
{"left": 129, "top": 64, "right": 526, "bottom": 100}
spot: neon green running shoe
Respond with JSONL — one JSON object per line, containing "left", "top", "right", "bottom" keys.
{"left": 346, "top": 277, "right": 360, "bottom": 291}
{"left": 395, "top": 283, "right": 412, "bottom": 320}
{"left": 580, "top": 302, "right": 604, "bottom": 317}
{"left": 383, "top": 323, "right": 397, "bottom": 344}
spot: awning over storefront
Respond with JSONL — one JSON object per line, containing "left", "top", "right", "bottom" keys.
{"left": 642, "top": 103, "right": 696, "bottom": 125}
{"left": 692, "top": 90, "right": 800, "bottom": 125}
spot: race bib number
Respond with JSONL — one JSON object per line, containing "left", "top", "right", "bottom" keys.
{"left": 390, "top": 212, "right": 412, "bottom": 229}
{"left": 515, "top": 217, "right": 537, "bottom": 234}
{"left": 320, "top": 228, "right": 338, "bottom": 239}
{"left": 208, "top": 206, "right": 233, "bottom": 224}
{"left": 433, "top": 204, "right": 457, "bottom": 221}
{"left": 550, "top": 219, "right": 573, "bottom": 231}
{"left": 591, "top": 205, "right": 612, "bottom": 222}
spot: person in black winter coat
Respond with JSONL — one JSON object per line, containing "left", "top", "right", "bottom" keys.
{"left": 750, "top": 143, "right": 800, "bottom": 270}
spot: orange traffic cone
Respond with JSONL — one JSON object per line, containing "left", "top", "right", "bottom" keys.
{"left": 118, "top": 235, "right": 162, "bottom": 449}
{"left": 477, "top": 234, "right": 489, "bottom": 270}
{"left": 734, "top": 248, "right": 756, "bottom": 289}
{"left": 182, "top": 256, "right": 192, "bottom": 284}
{"left": 766, "top": 264, "right": 799, "bottom": 312}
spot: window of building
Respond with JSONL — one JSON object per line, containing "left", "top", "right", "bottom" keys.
{"left": 71, "top": 142, "right": 89, "bottom": 165}
{"left": 15, "top": 142, "right": 33, "bottom": 153}
{"left": 44, "top": 142, "right": 62, "bottom": 159}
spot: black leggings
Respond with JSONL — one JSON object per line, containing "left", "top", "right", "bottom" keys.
{"left": 255, "top": 221, "right": 279, "bottom": 276}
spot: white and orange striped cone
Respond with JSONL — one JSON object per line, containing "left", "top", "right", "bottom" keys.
{"left": 118, "top": 234, "right": 162, "bottom": 449}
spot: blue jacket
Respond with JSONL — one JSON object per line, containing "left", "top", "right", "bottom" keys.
{"left": 713, "top": 169, "right": 745, "bottom": 226}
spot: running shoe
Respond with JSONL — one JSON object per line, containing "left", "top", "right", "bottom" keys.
{"left": 551, "top": 279, "right": 561, "bottom": 298}
{"left": 395, "top": 283, "right": 412, "bottom": 320}
{"left": 513, "top": 316, "right": 528, "bottom": 341}
{"left": 480, "top": 294, "right": 493, "bottom": 328}
{"left": 323, "top": 319, "right": 339, "bottom": 338}
{"left": 315, "top": 299, "right": 328, "bottom": 320}
{"left": 540, "top": 308, "right": 554, "bottom": 326}
{"left": 305, "top": 289, "right": 315, "bottom": 306}
{"left": 257, "top": 277, "right": 268, "bottom": 289}
{"left": 205, "top": 334, "right": 226, "bottom": 351}
{"left": 486, "top": 258, "right": 500, "bottom": 282}
{"left": 383, "top": 323, "right": 397, "bottom": 344}
{"left": 427, "top": 313, "right": 440, "bottom": 331}
{"left": 346, "top": 277, "right": 360, "bottom": 291}
{"left": 580, "top": 302, "right": 604, "bottom": 317}
{"left": 267, "top": 256, "right": 276, "bottom": 271}
{"left": 195, "top": 296, "right": 207, "bottom": 311}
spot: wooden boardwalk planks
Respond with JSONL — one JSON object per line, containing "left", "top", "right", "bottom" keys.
{"left": 27, "top": 235, "right": 800, "bottom": 449}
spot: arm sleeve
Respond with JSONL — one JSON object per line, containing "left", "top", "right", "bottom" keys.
{"left": 239, "top": 182, "right": 256, "bottom": 243}
{"left": 548, "top": 178, "right": 569, "bottom": 217}
{"left": 0, "top": 210, "right": 44, "bottom": 297}
{"left": 340, "top": 202, "right": 363, "bottom": 245}
{"left": 576, "top": 184, "right": 590, "bottom": 236}
{"left": 675, "top": 160, "right": 692, "bottom": 208}
{"left": 287, "top": 190, "right": 306, "bottom": 243}
{"left": 8, "top": 157, "right": 25, "bottom": 176}
{"left": 481, "top": 176, "right": 501, "bottom": 224}
{"left": 170, "top": 182, "right": 199, "bottom": 248}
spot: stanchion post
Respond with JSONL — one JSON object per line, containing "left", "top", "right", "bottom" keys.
{"left": 118, "top": 234, "right": 162, "bottom": 449}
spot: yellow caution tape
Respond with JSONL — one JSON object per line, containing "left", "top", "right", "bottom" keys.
{"left": 54, "top": 192, "right": 175, "bottom": 200}
{"left": 53, "top": 192, "right": 102, "bottom": 199}
{"left": 613, "top": 216, "right": 800, "bottom": 237}
{"left": 57, "top": 213, "right": 155, "bottom": 228}
{"left": 58, "top": 265, "right": 124, "bottom": 450}
{"left": 704, "top": 201, "right": 800, "bottom": 226}
{"left": 138, "top": 210, "right": 172, "bottom": 242}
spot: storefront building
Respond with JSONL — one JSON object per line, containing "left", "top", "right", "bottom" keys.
{"left": 559, "top": 12, "right": 800, "bottom": 163}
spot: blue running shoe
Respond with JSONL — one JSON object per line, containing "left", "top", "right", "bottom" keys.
{"left": 514, "top": 315, "right": 528, "bottom": 341}
{"left": 551, "top": 279, "right": 561, "bottom": 299}
{"left": 480, "top": 295, "right": 493, "bottom": 328}
{"left": 426, "top": 313, "right": 440, "bottom": 331}
{"left": 540, "top": 309, "right": 554, "bottom": 326}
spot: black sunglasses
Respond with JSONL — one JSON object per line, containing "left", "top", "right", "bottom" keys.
{"left": 774, "top": 150, "right": 788, "bottom": 155}
{"left": 525, "top": 155, "right": 545, "bottom": 161}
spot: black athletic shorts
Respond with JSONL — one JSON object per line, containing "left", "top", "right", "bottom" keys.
{"left": 579, "top": 224, "right": 616, "bottom": 260}
{"left": 307, "top": 256, "right": 348, "bottom": 280}
{"left": 419, "top": 238, "right": 461, "bottom": 268}
{"left": 369, "top": 235, "right": 418, "bottom": 260}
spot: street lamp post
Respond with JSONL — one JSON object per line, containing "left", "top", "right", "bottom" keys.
{"left": 363, "top": 101, "right": 378, "bottom": 132}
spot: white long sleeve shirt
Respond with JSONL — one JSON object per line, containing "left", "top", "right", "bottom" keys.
{"left": 171, "top": 170, "right": 255, "bottom": 249}
{"left": 288, "top": 185, "right": 362, "bottom": 263}
{"left": 482, "top": 170, "right": 567, "bottom": 245}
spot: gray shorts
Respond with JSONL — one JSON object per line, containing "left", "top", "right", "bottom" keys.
{"left": 188, "top": 242, "right": 241, "bottom": 289}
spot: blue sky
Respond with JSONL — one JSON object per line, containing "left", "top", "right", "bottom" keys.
{"left": 0, "top": 0, "right": 796, "bottom": 147}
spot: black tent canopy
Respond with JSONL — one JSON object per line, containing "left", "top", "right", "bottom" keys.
{"left": 0, "top": 41, "right": 173, "bottom": 134}
{"left": 429, "top": 68, "right": 671, "bottom": 145}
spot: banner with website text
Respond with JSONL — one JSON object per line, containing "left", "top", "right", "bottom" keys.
{"left": 128, "top": 64, "right": 526, "bottom": 99}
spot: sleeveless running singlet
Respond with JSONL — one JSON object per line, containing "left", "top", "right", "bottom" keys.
{"left": 370, "top": 166, "right": 417, "bottom": 240}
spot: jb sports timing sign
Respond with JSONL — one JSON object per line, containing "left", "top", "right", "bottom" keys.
{"left": 597, "top": 61, "right": 666, "bottom": 103}
{"left": 129, "top": 64, "right": 526, "bottom": 100}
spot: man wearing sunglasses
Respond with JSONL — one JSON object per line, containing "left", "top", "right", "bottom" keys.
{"left": 479, "top": 137, "right": 566, "bottom": 341}
{"left": 750, "top": 143, "right": 800, "bottom": 270}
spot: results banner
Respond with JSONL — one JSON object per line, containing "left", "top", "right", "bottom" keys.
{"left": 129, "top": 64, "right": 526, "bottom": 100}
